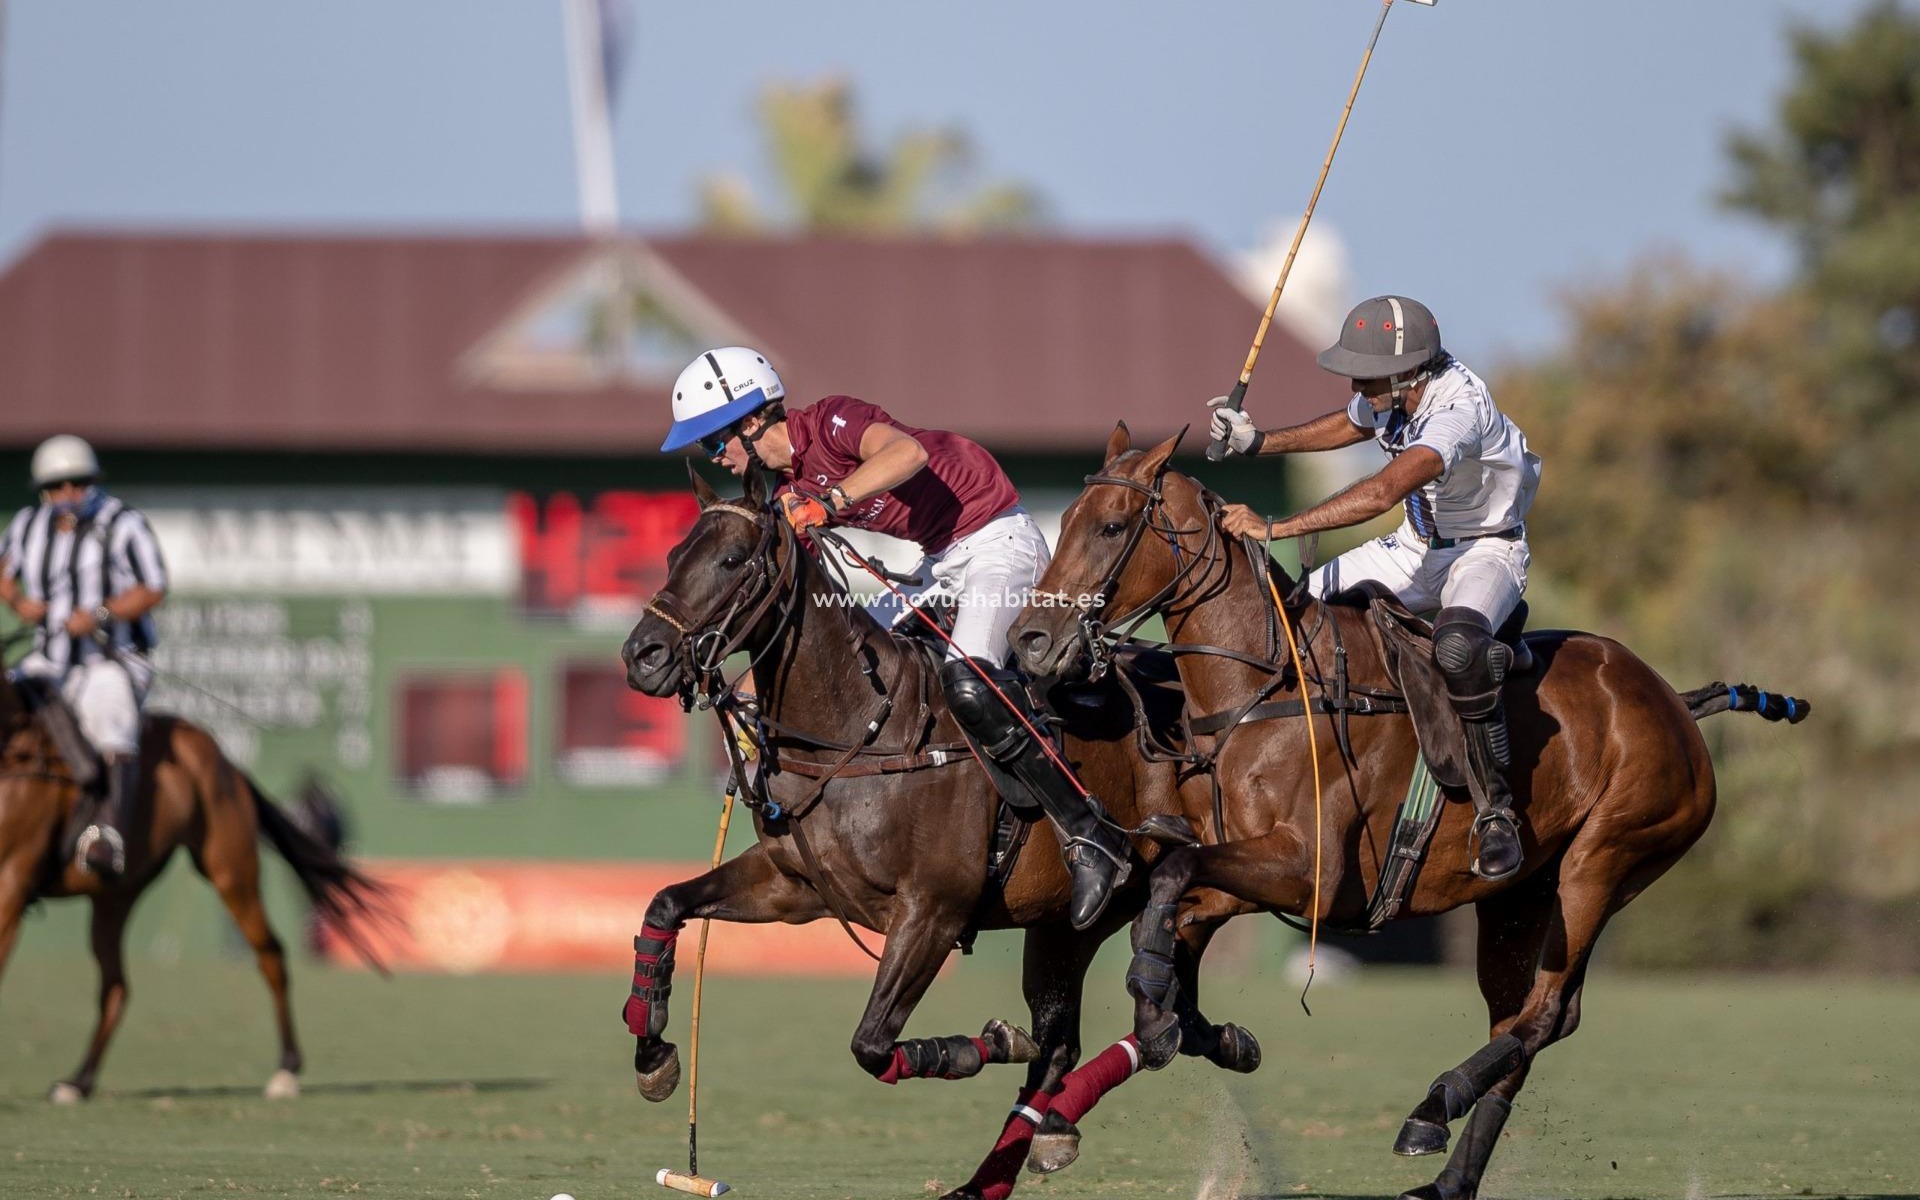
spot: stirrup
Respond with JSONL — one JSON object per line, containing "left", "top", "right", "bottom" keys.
{"left": 1468, "top": 810, "right": 1521, "bottom": 882}
{"left": 76, "top": 825, "right": 126, "bottom": 878}
{"left": 1063, "top": 834, "right": 1133, "bottom": 889}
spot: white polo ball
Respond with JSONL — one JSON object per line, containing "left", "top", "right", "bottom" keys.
{"left": 550, "top": 1193, "right": 576, "bottom": 1200}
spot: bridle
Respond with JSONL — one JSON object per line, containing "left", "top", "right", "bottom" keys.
{"left": 641, "top": 500, "right": 804, "bottom": 709}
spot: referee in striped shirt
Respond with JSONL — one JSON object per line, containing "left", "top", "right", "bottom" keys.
{"left": 1, "top": 435, "right": 169, "bottom": 882}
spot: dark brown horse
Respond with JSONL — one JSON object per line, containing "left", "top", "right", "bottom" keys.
{"left": 0, "top": 657, "right": 388, "bottom": 1102}
{"left": 618, "top": 467, "right": 1258, "bottom": 1199}
{"left": 1008, "top": 426, "right": 1808, "bottom": 1200}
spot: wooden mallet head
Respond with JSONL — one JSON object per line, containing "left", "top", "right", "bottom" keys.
{"left": 657, "top": 1168, "right": 730, "bottom": 1197}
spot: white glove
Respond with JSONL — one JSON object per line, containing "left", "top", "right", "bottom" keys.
{"left": 1206, "top": 396, "right": 1261, "bottom": 456}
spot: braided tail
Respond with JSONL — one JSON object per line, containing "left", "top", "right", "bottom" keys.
{"left": 1680, "top": 681, "right": 1811, "bottom": 724}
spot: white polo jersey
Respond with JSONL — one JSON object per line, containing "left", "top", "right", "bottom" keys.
{"left": 1346, "top": 359, "right": 1541, "bottom": 540}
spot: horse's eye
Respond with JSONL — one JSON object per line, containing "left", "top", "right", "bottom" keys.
{"left": 1100, "top": 521, "right": 1126, "bottom": 538}
{"left": 720, "top": 553, "right": 747, "bottom": 570}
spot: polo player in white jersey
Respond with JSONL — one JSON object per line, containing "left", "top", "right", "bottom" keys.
{"left": 1, "top": 435, "right": 170, "bottom": 882}
{"left": 1208, "top": 296, "right": 1541, "bottom": 881}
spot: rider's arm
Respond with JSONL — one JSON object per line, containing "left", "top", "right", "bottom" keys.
{"left": 103, "top": 584, "right": 166, "bottom": 623}
{"left": 1252, "top": 408, "right": 1375, "bottom": 456}
{"left": 1268, "top": 446, "right": 1444, "bottom": 539}
{"left": 835, "top": 422, "right": 930, "bottom": 507}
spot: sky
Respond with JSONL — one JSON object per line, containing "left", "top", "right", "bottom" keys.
{"left": 0, "top": 0, "right": 1880, "bottom": 368}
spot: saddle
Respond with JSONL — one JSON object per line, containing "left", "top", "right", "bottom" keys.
{"left": 11, "top": 677, "right": 101, "bottom": 791}
{"left": 1327, "top": 583, "right": 1533, "bottom": 793}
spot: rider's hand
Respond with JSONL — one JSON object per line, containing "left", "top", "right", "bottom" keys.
{"left": 780, "top": 492, "right": 831, "bottom": 533}
{"left": 1219, "top": 503, "right": 1277, "bottom": 541}
{"left": 13, "top": 597, "right": 47, "bottom": 624}
{"left": 1206, "top": 396, "right": 1261, "bottom": 456}
{"left": 64, "top": 607, "right": 99, "bottom": 638}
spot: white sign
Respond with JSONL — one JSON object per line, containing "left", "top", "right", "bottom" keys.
{"left": 131, "top": 488, "right": 514, "bottom": 596}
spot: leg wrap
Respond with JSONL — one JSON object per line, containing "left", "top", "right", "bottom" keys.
{"left": 1125, "top": 951, "right": 1179, "bottom": 1010}
{"left": 1429, "top": 1034, "right": 1524, "bottom": 1122}
{"left": 1049, "top": 1037, "right": 1143, "bottom": 1126}
{"left": 878, "top": 1034, "right": 988, "bottom": 1084}
{"left": 964, "top": 1088, "right": 1053, "bottom": 1200}
{"left": 622, "top": 925, "right": 678, "bottom": 1038}
{"left": 1433, "top": 1093, "right": 1513, "bottom": 1196}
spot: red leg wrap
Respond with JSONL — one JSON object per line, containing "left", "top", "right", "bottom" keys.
{"left": 876, "top": 1046, "right": 911, "bottom": 1085}
{"left": 1049, "top": 1035, "right": 1141, "bottom": 1125}
{"left": 623, "top": 924, "right": 678, "bottom": 1037}
{"left": 964, "top": 1087, "right": 1053, "bottom": 1200}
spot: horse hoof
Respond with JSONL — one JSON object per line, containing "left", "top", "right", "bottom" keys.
{"left": 1137, "top": 1011, "right": 1182, "bottom": 1070}
{"left": 981, "top": 1018, "right": 1041, "bottom": 1064}
{"left": 636, "top": 1042, "right": 682, "bottom": 1103}
{"left": 263, "top": 1069, "right": 300, "bottom": 1100}
{"left": 1025, "top": 1111, "right": 1081, "bottom": 1174}
{"left": 47, "top": 1082, "right": 86, "bottom": 1105}
{"left": 1396, "top": 1187, "right": 1448, "bottom": 1200}
{"left": 1208, "top": 1022, "right": 1262, "bottom": 1074}
{"left": 1392, "top": 1116, "right": 1450, "bottom": 1157}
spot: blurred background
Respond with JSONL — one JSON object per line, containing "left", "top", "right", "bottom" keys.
{"left": 0, "top": 0, "right": 1910, "bottom": 981}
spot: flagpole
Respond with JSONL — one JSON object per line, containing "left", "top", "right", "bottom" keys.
{"left": 562, "top": 0, "right": 619, "bottom": 236}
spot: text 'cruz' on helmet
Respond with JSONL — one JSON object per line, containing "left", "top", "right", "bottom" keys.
{"left": 30, "top": 435, "right": 101, "bottom": 489}
{"left": 1316, "top": 296, "right": 1444, "bottom": 380}
{"left": 661, "top": 347, "right": 787, "bottom": 453}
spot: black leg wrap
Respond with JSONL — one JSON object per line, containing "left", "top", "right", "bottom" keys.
{"left": 1434, "top": 1034, "right": 1525, "bottom": 1121}
{"left": 898, "top": 1034, "right": 985, "bottom": 1080}
{"left": 1125, "top": 951, "right": 1178, "bottom": 1010}
{"left": 1423, "top": 1094, "right": 1513, "bottom": 1200}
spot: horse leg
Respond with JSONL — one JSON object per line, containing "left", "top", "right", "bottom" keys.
{"left": 0, "top": 858, "right": 32, "bottom": 992}
{"left": 1397, "top": 844, "right": 1687, "bottom": 1200}
{"left": 944, "top": 919, "right": 1112, "bottom": 1200}
{"left": 1171, "top": 902, "right": 1262, "bottom": 1074}
{"left": 845, "top": 900, "right": 978, "bottom": 1085}
{"left": 1126, "top": 836, "right": 1313, "bottom": 1068}
{"left": 627, "top": 844, "right": 828, "bottom": 1102}
{"left": 192, "top": 844, "right": 304, "bottom": 1099}
{"left": 49, "top": 892, "right": 136, "bottom": 1103}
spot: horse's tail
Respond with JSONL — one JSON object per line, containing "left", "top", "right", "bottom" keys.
{"left": 241, "top": 769, "right": 398, "bottom": 975}
{"left": 1679, "top": 681, "right": 1811, "bottom": 725}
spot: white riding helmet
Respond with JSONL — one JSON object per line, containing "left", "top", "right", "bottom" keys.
{"left": 30, "top": 434, "right": 102, "bottom": 489}
{"left": 661, "top": 347, "right": 786, "bottom": 453}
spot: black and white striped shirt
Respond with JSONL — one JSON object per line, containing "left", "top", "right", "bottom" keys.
{"left": 1, "top": 495, "right": 169, "bottom": 670}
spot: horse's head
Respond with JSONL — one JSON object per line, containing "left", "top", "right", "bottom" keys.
{"left": 1012, "top": 423, "right": 1210, "bottom": 681}
{"left": 622, "top": 465, "right": 792, "bottom": 699}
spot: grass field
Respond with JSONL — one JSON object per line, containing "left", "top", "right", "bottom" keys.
{"left": 2, "top": 936, "right": 1916, "bottom": 1200}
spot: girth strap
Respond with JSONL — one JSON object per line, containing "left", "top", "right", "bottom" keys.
{"left": 1188, "top": 692, "right": 1409, "bottom": 737}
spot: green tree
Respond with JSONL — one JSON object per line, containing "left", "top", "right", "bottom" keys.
{"left": 698, "top": 77, "right": 1046, "bottom": 235}
{"left": 1491, "top": 2, "right": 1920, "bottom": 969}
{"left": 1722, "top": 0, "right": 1920, "bottom": 488}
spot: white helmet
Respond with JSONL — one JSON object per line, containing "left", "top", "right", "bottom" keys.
{"left": 31, "top": 434, "right": 102, "bottom": 489}
{"left": 661, "top": 347, "right": 786, "bottom": 453}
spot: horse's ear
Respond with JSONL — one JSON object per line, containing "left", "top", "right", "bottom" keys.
{"left": 741, "top": 465, "right": 770, "bottom": 509}
{"left": 1104, "top": 421, "right": 1132, "bottom": 465}
{"left": 687, "top": 462, "right": 722, "bottom": 511}
{"left": 1138, "top": 428, "right": 1184, "bottom": 479}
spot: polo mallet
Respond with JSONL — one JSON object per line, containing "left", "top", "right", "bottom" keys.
{"left": 1205, "top": 0, "right": 1437, "bottom": 462}
{"left": 655, "top": 787, "right": 736, "bottom": 1198}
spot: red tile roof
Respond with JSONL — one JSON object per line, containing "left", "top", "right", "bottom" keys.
{"left": 0, "top": 231, "right": 1345, "bottom": 455}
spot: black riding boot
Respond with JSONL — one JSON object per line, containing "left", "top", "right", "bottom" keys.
{"left": 1433, "top": 608, "right": 1524, "bottom": 883}
{"left": 78, "top": 753, "right": 137, "bottom": 883}
{"left": 1462, "top": 711, "right": 1523, "bottom": 882}
{"left": 941, "top": 659, "right": 1130, "bottom": 930}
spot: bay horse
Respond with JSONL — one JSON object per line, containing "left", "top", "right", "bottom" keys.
{"left": 1008, "top": 426, "right": 1809, "bottom": 1200}
{"left": 618, "top": 466, "right": 1260, "bottom": 1199}
{"left": 0, "top": 651, "right": 389, "bottom": 1102}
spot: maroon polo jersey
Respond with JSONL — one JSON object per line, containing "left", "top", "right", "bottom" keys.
{"left": 784, "top": 396, "right": 1020, "bottom": 554}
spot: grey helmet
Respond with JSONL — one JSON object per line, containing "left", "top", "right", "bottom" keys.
{"left": 1316, "top": 295, "right": 1444, "bottom": 379}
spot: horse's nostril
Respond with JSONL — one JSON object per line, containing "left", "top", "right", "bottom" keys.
{"left": 1016, "top": 628, "right": 1053, "bottom": 665}
{"left": 638, "top": 642, "right": 670, "bottom": 669}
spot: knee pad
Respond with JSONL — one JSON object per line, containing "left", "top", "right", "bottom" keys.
{"left": 941, "top": 659, "right": 1025, "bottom": 750}
{"left": 1433, "top": 608, "right": 1509, "bottom": 715}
